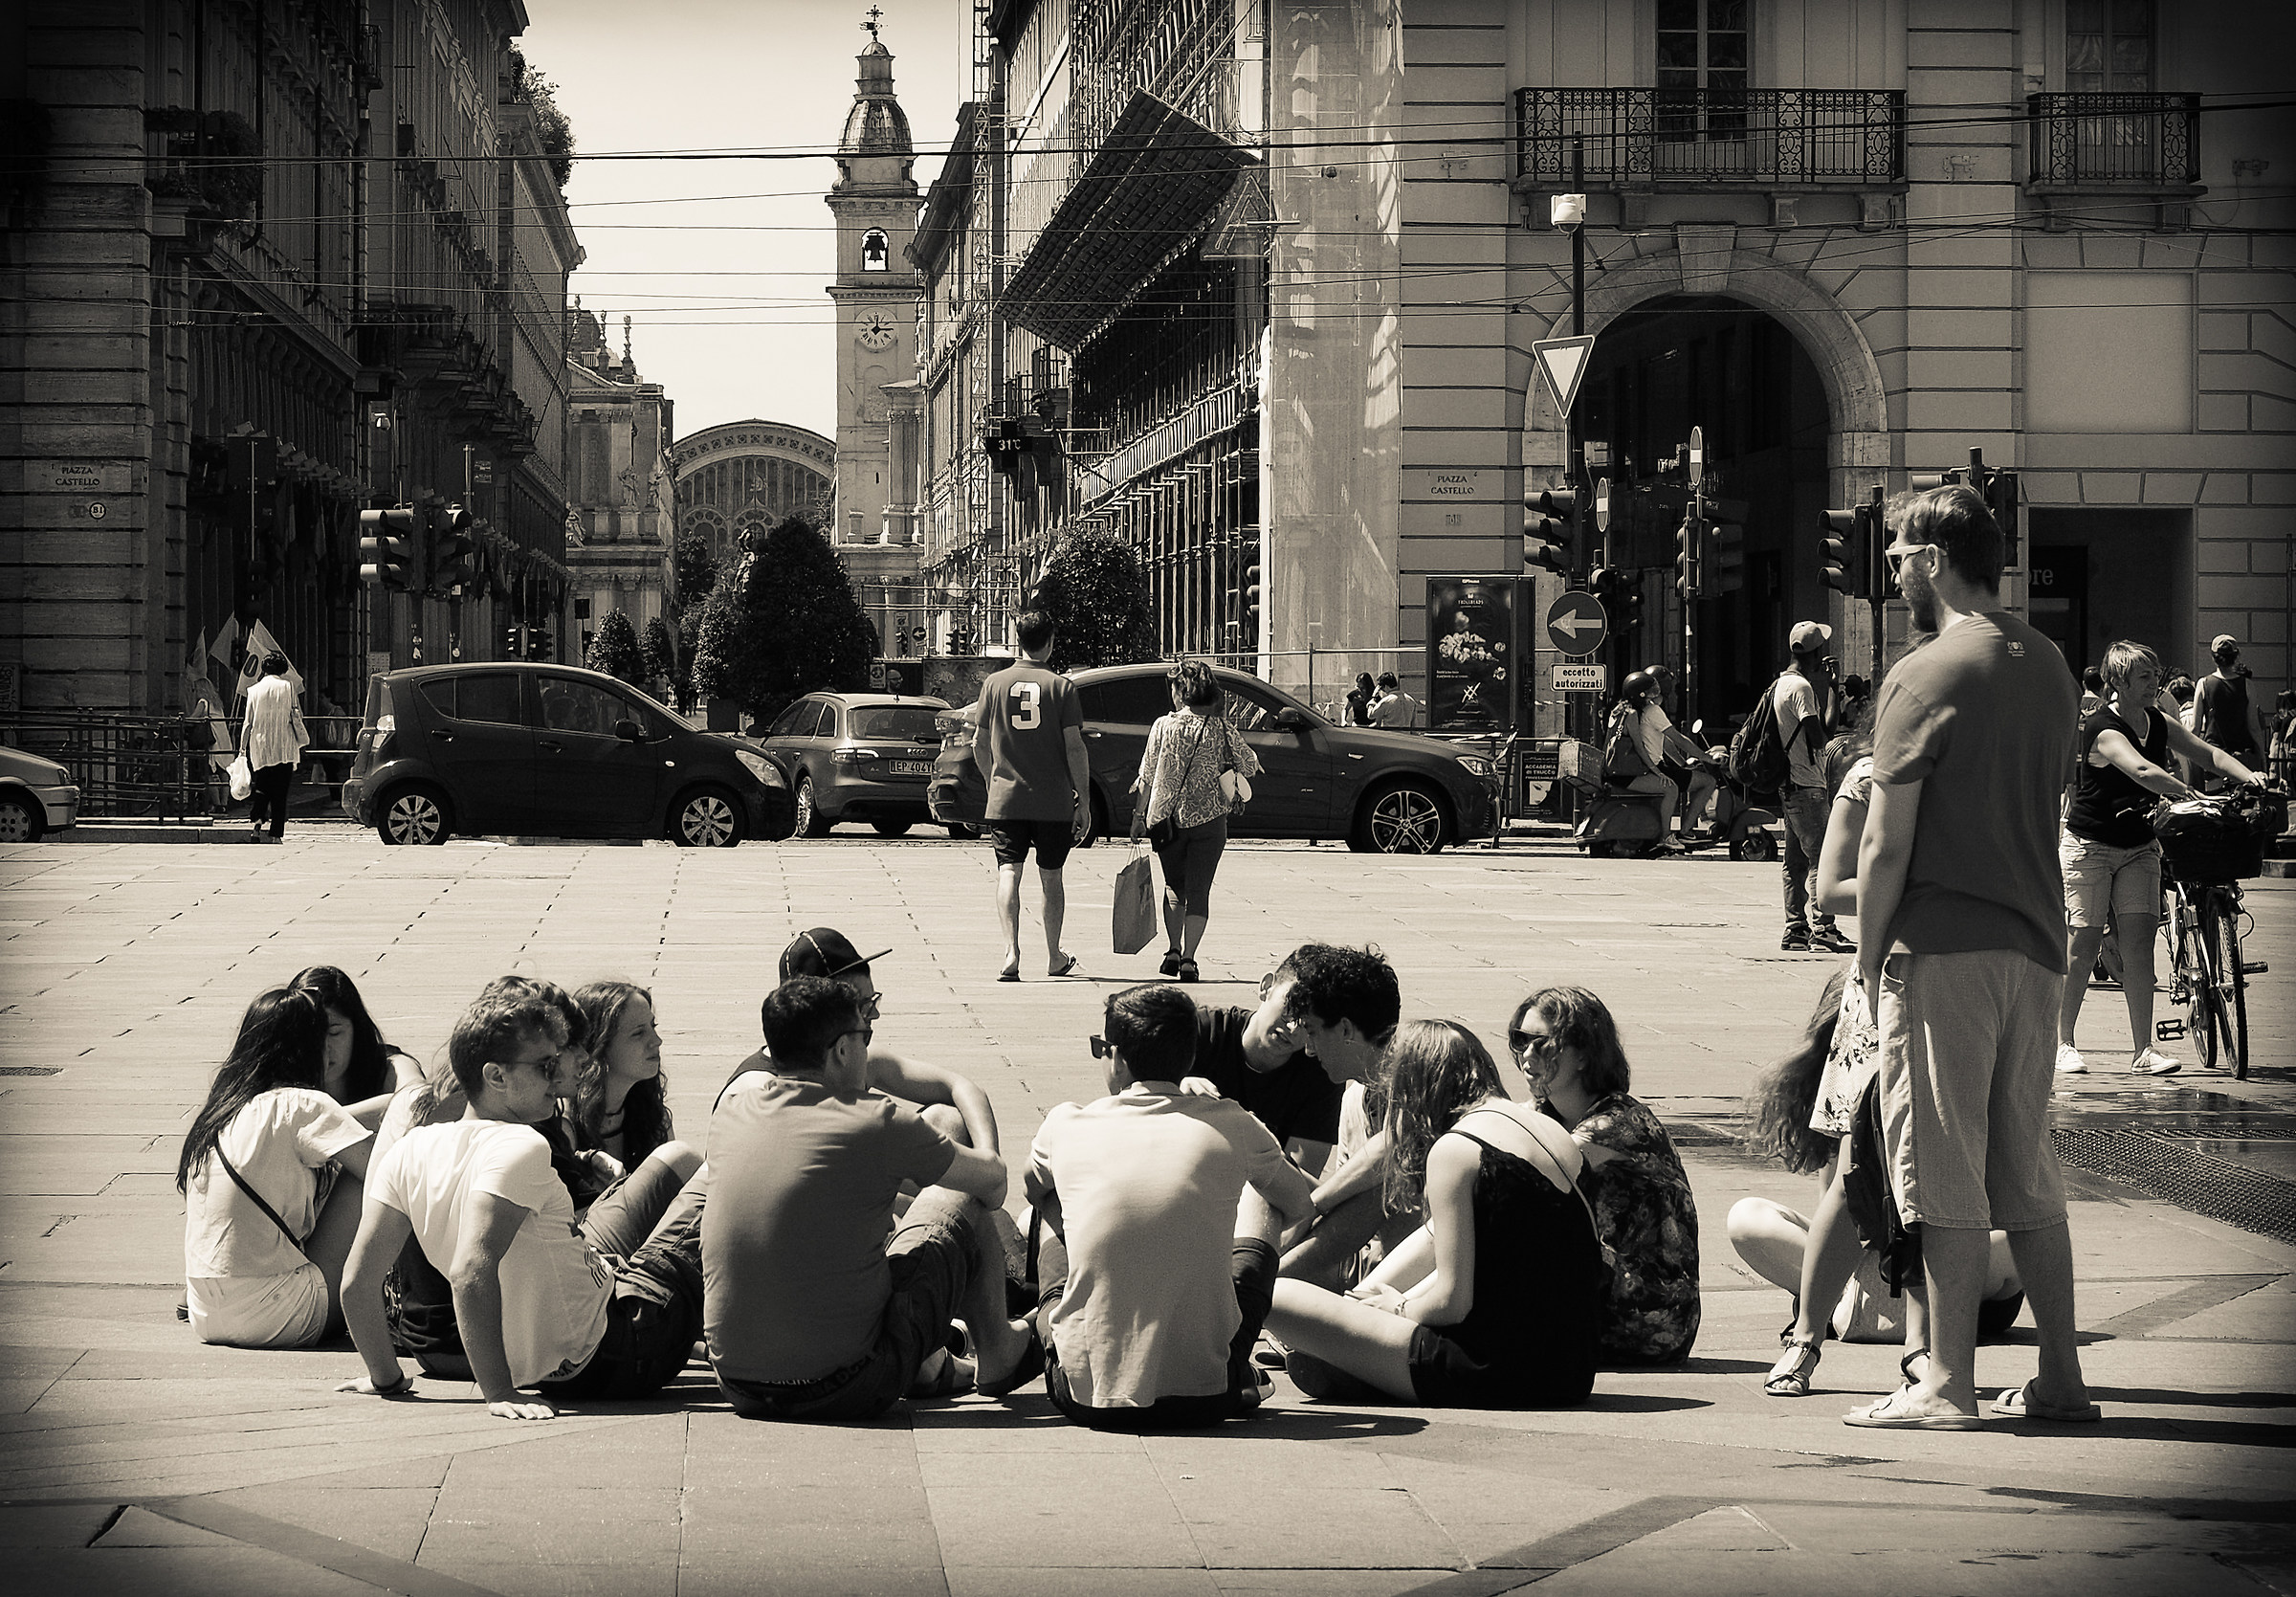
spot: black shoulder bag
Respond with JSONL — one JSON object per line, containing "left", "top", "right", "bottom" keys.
{"left": 214, "top": 1145, "right": 309, "bottom": 1253}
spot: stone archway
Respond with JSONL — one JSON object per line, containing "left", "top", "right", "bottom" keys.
{"left": 1523, "top": 234, "right": 1888, "bottom": 504}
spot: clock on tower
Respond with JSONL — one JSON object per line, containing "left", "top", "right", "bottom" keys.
{"left": 857, "top": 313, "right": 895, "bottom": 351}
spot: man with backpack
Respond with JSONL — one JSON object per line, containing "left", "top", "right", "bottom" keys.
{"left": 1772, "top": 623, "right": 1853, "bottom": 953}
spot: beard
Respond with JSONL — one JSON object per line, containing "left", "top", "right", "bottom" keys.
{"left": 1902, "top": 563, "right": 1939, "bottom": 632}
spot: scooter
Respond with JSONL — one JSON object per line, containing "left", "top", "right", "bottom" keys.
{"left": 1571, "top": 739, "right": 1779, "bottom": 861}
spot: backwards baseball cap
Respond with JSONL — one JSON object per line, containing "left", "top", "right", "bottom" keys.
{"left": 2212, "top": 633, "right": 2240, "bottom": 654}
{"left": 780, "top": 928, "right": 892, "bottom": 983}
{"left": 1789, "top": 621, "right": 1833, "bottom": 654}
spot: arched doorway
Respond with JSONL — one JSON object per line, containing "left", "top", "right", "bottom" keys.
{"left": 1522, "top": 247, "right": 1889, "bottom": 731}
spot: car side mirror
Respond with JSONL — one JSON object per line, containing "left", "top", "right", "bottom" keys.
{"left": 1273, "top": 708, "right": 1313, "bottom": 732}
{"left": 614, "top": 719, "right": 646, "bottom": 743}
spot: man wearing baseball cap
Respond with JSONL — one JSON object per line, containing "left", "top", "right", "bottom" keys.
{"left": 1775, "top": 622, "right": 1852, "bottom": 953}
{"left": 2195, "top": 635, "right": 2267, "bottom": 789}
{"left": 715, "top": 929, "right": 1003, "bottom": 1157}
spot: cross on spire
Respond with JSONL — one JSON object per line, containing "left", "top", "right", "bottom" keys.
{"left": 861, "top": 7, "right": 882, "bottom": 39}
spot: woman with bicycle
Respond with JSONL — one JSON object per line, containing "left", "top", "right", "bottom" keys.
{"left": 2058, "top": 641, "right": 2264, "bottom": 1077}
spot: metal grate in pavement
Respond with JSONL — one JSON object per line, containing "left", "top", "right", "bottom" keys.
{"left": 0, "top": 1066, "right": 61, "bottom": 1076}
{"left": 2052, "top": 1128, "right": 2296, "bottom": 1246}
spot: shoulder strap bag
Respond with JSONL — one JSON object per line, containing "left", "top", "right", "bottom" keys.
{"left": 213, "top": 1144, "right": 309, "bottom": 1254}
{"left": 1146, "top": 717, "right": 1214, "bottom": 848}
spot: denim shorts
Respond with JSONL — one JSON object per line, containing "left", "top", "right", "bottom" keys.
{"left": 2061, "top": 832, "right": 2161, "bottom": 928}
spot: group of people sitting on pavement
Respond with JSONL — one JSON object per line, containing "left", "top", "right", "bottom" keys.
{"left": 179, "top": 934, "right": 1704, "bottom": 1425}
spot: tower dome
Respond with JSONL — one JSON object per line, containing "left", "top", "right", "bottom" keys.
{"left": 840, "top": 39, "right": 913, "bottom": 157}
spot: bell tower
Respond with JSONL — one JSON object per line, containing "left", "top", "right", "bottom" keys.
{"left": 826, "top": 11, "right": 919, "bottom": 548}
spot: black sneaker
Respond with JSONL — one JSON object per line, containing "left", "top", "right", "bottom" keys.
{"left": 1781, "top": 929, "right": 1812, "bottom": 952}
{"left": 1809, "top": 928, "right": 1858, "bottom": 954}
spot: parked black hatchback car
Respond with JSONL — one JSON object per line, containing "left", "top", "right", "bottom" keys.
{"left": 928, "top": 662, "right": 1493, "bottom": 853}
{"left": 343, "top": 664, "right": 797, "bottom": 846}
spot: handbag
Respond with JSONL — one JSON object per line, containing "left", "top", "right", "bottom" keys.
{"left": 227, "top": 751, "right": 253, "bottom": 802}
{"left": 1142, "top": 717, "right": 1214, "bottom": 848}
{"left": 1112, "top": 844, "right": 1158, "bottom": 954}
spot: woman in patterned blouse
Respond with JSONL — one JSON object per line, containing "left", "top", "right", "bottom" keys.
{"left": 1509, "top": 986, "right": 1701, "bottom": 1364}
{"left": 1131, "top": 660, "right": 1260, "bottom": 983}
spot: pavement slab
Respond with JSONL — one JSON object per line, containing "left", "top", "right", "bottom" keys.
{"left": 0, "top": 833, "right": 2290, "bottom": 1594}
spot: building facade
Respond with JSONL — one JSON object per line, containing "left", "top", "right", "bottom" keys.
{"left": 899, "top": 0, "right": 2292, "bottom": 729}
{"left": 563, "top": 303, "right": 674, "bottom": 657}
{"left": 0, "top": 0, "right": 582, "bottom": 719}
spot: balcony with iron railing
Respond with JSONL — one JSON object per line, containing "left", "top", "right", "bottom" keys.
{"left": 1515, "top": 87, "right": 1906, "bottom": 193}
{"left": 2026, "top": 93, "right": 2202, "bottom": 228}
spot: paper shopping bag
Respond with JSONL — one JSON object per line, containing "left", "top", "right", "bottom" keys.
{"left": 1112, "top": 846, "right": 1158, "bottom": 955}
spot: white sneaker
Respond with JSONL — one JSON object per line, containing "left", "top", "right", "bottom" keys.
{"left": 2055, "top": 1044, "right": 2088, "bottom": 1075}
{"left": 2130, "top": 1048, "right": 2182, "bottom": 1076}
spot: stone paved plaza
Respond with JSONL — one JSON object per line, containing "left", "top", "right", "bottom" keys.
{"left": 1, "top": 832, "right": 2290, "bottom": 1596}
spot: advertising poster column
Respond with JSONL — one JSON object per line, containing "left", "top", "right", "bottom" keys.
{"left": 1424, "top": 576, "right": 1516, "bottom": 733}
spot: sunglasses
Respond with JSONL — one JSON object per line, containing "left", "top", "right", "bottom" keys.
{"left": 1090, "top": 1033, "right": 1112, "bottom": 1058}
{"left": 1508, "top": 1031, "right": 1558, "bottom": 1061}
{"left": 840, "top": 1025, "right": 874, "bottom": 1047}
{"left": 498, "top": 1044, "right": 574, "bottom": 1077}
{"left": 1884, "top": 543, "right": 1936, "bottom": 571}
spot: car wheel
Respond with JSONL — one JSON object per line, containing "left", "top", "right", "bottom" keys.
{"left": 1353, "top": 781, "right": 1448, "bottom": 854}
{"left": 0, "top": 793, "right": 42, "bottom": 844}
{"left": 673, "top": 787, "right": 744, "bottom": 848}
{"left": 872, "top": 819, "right": 913, "bottom": 837}
{"left": 1732, "top": 829, "right": 1778, "bottom": 863}
{"left": 377, "top": 784, "right": 452, "bottom": 846}
{"left": 945, "top": 822, "right": 979, "bottom": 840}
{"left": 795, "top": 775, "right": 831, "bottom": 837}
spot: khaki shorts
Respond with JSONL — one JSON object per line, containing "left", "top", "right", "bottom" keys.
{"left": 1876, "top": 950, "right": 2067, "bottom": 1232}
{"left": 2061, "top": 832, "right": 2161, "bottom": 929}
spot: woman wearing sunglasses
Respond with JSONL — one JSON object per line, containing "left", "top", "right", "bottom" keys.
{"left": 1262, "top": 1020, "right": 1606, "bottom": 1408}
{"left": 1512, "top": 987, "right": 1702, "bottom": 1365}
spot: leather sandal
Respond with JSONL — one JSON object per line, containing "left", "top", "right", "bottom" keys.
{"left": 1764, "top": 1336, "right": 1822, "bottom": 1398}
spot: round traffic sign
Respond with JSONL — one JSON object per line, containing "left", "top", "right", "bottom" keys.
{"left": 1545, "top": 591, "right": 1609, "bottom": 656}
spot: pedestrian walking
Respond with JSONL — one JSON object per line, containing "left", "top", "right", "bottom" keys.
{"left": 2193, "top": 635, "right": 2268, "bottom": 790}
{"left": 971, "top": 610, "right": 1091, "bottom": 982}
{"left": 1775, "top": 622, "right": 1852, "bottom": 953}
{"left": 242, "top": 653, "right": 308, "bottom": 842}
{"left": 1846, "top": 482, "right": 2096, "bottom": 1430}
{"left": 2058, "top": 641, "right": 2265, "bottom": 1077}
{"left": 1131, "top": 660, "right": 1260, "bottom": 982}
{"left": 1368, "top": 673, "right": 1423, "bottom": 729}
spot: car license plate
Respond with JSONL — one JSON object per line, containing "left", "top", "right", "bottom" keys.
{"left": 891, "top": 760, "right": 933, "bottom": 776}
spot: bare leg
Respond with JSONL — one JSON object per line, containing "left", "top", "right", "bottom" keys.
{"left": 2060, "top": 924, "right": 2108, "bottom": 1044}
{"left": 933, "top": 1189, "right": 1032, "bottom": 1384}
{"left": 1279, "top": 1188, "right": 1387, "bottom": 1287}
{"left": 1038, "top": 865, "right": 1067, "bottom": 970}
{"left": 2003, "top": 1220, "right": 2088, "bottom": 1408}
{"left": 1895, "top": 1222, "right": 1987, "bottom": 1417}
{"left": 1793, "top": 1167, "right": 1864, "bottom": 1344}
{"left": 1264, "top": 1279, "right": 1418, "bottom": 1399}
{"left": 2115, "top": 912, "right": 2160, "bottom": 1058}
{"left": 1725, "top": 1196, "right": 1813, "bottom": 1296}
{"left": 306, "top": 1169, "right": 367, "bottom": 1337}
{"left": 1686, "top": 770, "right": 1717, "bottom": 832}
{"left": 996, "top": 863, "right": 1025, "bottom": 976}
{"left": 1160, "top": 886, "right": 1184, "bottom": 954}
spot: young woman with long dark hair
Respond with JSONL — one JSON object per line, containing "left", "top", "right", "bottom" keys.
{"left": 569, "top": 981, "right": 673, "bottom": 1168}
{"left": 289, "top": 965, "right": 423, "bottom": 1129}
{"left": 179, "top": 987, "right": 374, "bottom": 1346}
{"left": 1265, "top": 1021, "right": 1606, "bottom": 1408}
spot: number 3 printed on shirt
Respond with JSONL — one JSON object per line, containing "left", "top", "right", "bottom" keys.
{"left": 1009, "top": 681, "right": 1041, "bottom": 729}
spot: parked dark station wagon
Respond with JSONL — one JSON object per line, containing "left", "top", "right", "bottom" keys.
{"left": 753, "top": 692, "right": 959, "bottom": 837}
{"left": 342, "top": 664, "right": 798, "bottom": 846}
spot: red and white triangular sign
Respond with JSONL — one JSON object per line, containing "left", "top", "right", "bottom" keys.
{"left": 1533, "top": 335, "right": 1596, "bottom": 418}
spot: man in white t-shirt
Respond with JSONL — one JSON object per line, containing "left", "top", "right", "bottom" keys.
{"left": 1368, "top": 673, "right": 1424, "bottom": 730}
{"left": 1026, "top": 985, "right": 1316, "bottom": 1429}
{"left": 337, "top": 983, "right": 703, "bottom": 1418}
{"left": 1774, "top": 623, "right": 1851, "bottom": 954}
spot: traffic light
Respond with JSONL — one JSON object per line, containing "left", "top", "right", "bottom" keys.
{"left": 1709, "top": 521, "right": 1744, "bottom": 595}
{"left": 1864, "top": 489, "right": 1893, "bottom": 600}
{"left": 1911, "top": 447, "right": 2021, "bottom": 569}
{"left": 430, "top": 503, "right": 476, "bottom": 595}
{"left": 946, "top": 624, "right": 973, "bottom": 655}
{"left": 1819, "top": 508, "right": 1861, "bottom": 597}
{"left": 1588, "top": 565, "right": 1625, "bottom": 605}
{"left": 358, "top": 506, "right": 418, "bottom": 589}
{"left": 1239, "top": 563, "right": 1262, "bottom": 635}
{"left": 1523, "top": 487, "right": 1576, "bottom": 576}
{"left": 1621, "top": 585, "right": 1645, "bottom": 633}
{"left": 1674, "top": 509, "right": 1702, "bottom": 598}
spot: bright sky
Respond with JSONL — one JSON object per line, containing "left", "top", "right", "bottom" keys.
{"left": 520, "top": 1, "right": 968, "bottom": 442}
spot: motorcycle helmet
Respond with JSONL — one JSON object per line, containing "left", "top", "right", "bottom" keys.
{"left": 1621, "top": 670, "right": 1658, "bottom": 708}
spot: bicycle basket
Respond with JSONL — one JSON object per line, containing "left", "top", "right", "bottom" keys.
{"left": 2150, "top": 789, "right": 2285, "bottom": 882}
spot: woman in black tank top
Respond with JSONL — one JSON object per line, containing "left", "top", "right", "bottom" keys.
{"left": 2059, "top": 642, "right": 2263, "bottom": 1076}
{"left": 1263, "top": 1022, "right": 1606, "bottom": 1407}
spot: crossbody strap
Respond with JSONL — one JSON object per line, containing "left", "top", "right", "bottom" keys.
{"left": 1453, "top": 1106, "right": 1609, "bottom": 1253}
{"left": 213, "top": 1144, "right": 308, "bottom": 1255}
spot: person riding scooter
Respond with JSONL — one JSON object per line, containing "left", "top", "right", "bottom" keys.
{"left": 1598, "top": 673, "right": 1687, "bottom": 856}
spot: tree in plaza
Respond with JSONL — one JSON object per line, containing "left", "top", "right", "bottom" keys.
{"left": 585, "top": 609, "right": 643, "bottom": 686}
{"left": 640, "top": 615, "right": 676, "bottom": 695}
{"left": 1033, "top": 528, "right": 1156, "bottom": 673}
{"left": 691, "top": 513, "right": 877, "bottom": 723}
{"left": 673, "top": 528, "right": 718, "bottom": 609}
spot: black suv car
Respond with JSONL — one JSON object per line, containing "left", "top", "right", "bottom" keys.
{"left": 928, "top": 662, "right": 1493, "bottom": 852}
{"left": 342, "top": 664, "right": 796, "bottom": 845}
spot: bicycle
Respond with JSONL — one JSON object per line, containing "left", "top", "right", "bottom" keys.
{"left": 2160, "top": 867, "right": 2257, "bottom": 1078}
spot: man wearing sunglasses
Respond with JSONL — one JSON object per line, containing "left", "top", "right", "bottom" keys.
{"left": 1846, "top": 484, "right": 2095, "bottom": 1432}
{"left": 702, "top": 977, "right": 1039, "bottom": 1420}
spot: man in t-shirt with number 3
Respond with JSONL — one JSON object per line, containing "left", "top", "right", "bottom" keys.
{"left": 974, "top": 610, "right": 1092, "bottom": 982}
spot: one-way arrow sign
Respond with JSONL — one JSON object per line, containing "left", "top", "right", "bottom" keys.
{"left": 1533, "top": 334, "right": 1596, "bottom": 419}
{"left": 1545, "top": 591, "right": 1609, "bottom": 657}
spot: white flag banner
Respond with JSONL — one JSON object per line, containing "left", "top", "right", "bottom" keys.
{"left": 209, "top": 615, "right": 241, "bottom": 672}
{"left": 235, "top": 620, "right": 305, "bottom": 699}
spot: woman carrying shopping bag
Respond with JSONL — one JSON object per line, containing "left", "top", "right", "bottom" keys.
{"left": 1131, "top": 660, "right": 1260, "bottom": 983}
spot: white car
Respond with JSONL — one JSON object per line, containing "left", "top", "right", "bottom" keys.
{"left": 0, "top": 746, "right": 79, "bottom": 842}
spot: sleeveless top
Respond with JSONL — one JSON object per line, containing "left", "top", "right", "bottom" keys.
{"left": 2066, "top": 703, "right": 2167, "bottom": 848}
{"left": 1437, "top": 1124, "right": 1606, "bottom": 1405}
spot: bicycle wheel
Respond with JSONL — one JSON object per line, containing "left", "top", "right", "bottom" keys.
{"left": 2183, "top": 891, "right": 2222, "bottom": 1073}
{"left": 2213, "top": 890, "right": 2250, "bottom": 1080}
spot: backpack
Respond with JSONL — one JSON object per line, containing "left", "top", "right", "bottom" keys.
{"left": 1728, "top": 676, "right": 1793, "bottom": 798}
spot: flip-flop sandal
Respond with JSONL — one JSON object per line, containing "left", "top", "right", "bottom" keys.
{"left": 978, "top": 1328, "right": 1048, "bottom": 1398}
{"left": 1842, "top": 1388, "right": 1982, "bottom": 1431}
{"left": 997, "top": 966, "right": 1021, "bottom": 983}
{"left": 1991, "top": 1382, "right": 2102, "bottom": 1424}
{"left": 1049, "top": 953, "right": 1082, "bottom": 978}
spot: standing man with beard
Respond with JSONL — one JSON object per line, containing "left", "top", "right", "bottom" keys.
{"left": 1846, "top": 485, "right": 2095, "bottom": 1431}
